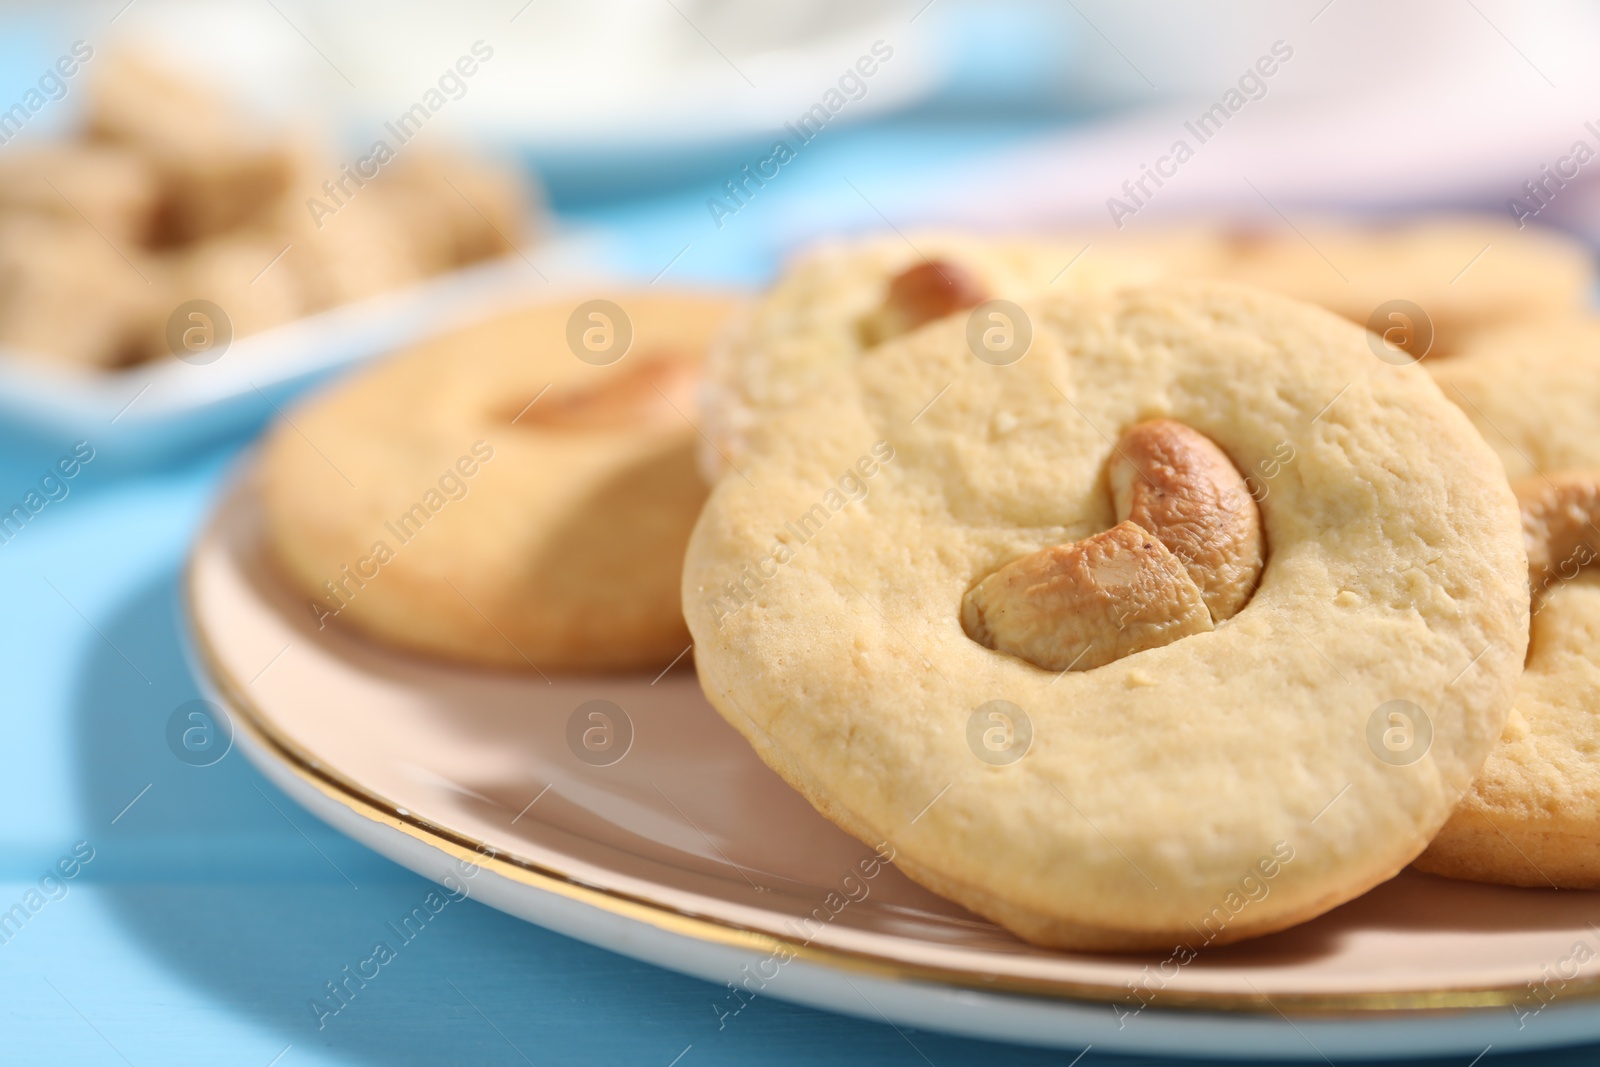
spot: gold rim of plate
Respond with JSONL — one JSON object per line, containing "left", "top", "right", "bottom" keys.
{"left": 183, "top": 521, "right": 1600, "bottom": 1018}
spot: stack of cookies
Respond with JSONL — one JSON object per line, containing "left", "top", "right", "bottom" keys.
{"left": 0, "top": 52, "right": 533, "bottom": 371}
{"left": 263, "top": 213, "right": 1600, "bottom": 951}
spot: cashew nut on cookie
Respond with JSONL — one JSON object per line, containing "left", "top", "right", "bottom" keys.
{"left": 1515, "top": 472, "right": 1600, "bottom": 597}
{"left": 507, "top": 353, "right": 694, "bottom": 431}
{"left": 858, "top": 259, "right": 987, "bottom": 347}
{"left": 962, "top": 420, "right": 1265, "bottom": 672}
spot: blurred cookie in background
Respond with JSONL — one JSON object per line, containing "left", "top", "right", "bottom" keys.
{"left": 269, "top": 147, "right": 526, "bottom": 308}
{"left": 0, "top": 143, "right": 162, "bottom": 246}
{"left": 165, "top": 232, "right": 311, "bottom": 347}
{"left": 1215, "top": 216, "right": 1594, "bottom": 360}
{"left": 1427, "top": 316, "right": 1600, "bottom": 479}
{"left": 0, "top": 50, "right": 540, "bottom": 373}
{"left": 87, "top": 51, "right": 296, "bottom": 246}
{"left": 1418, "top": 316, "right": 1600, "bottom": 887}
{"left": 0, "top": 213, "right": 158, "bottom": 370}
{"left": 263, "top": 292, "right": 737, "bottom": 673}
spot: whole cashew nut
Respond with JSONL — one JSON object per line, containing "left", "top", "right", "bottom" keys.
{"left": 1516, "top": 473, "right": 1600, "bottom": 597}
{"left": 858, "top": 259, "right": 987, "bottom": 348}
{"left": 507, "top": 352, "right": 693, "bottom": 431}
{"left": 962, "top": 420, "right": 1265, "bottom": 672}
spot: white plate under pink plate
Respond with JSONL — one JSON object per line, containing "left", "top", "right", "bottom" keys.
{"left": 183, "top": 460, "right": 1600, "bottom": 1060}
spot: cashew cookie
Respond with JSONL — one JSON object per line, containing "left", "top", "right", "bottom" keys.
{"left": 1417, "top": 318, "right": 1600, "bottom": 886}
{"left": 1216, "top": 215, "right": 1593, "bottom": 359}
{"left": 697, "top": 231, "right": 1223, "bottom": 479}
{"left": 684, "top": 280, "right": 1527, "bottom": 950}
{"left": 264, "top": 292, "right": 735, "bottom": 671}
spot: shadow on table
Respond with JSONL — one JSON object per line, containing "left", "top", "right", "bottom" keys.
{"left": 69, "top": 568, "right": 1093, "bottom": 1067}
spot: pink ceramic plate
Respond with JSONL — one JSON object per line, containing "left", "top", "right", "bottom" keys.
{"left": 185, "top": 460, "right": 1600, "bottom": 1060}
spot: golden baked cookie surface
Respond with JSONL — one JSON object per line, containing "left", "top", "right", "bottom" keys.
{"left": 1217, "top": 216, "right": 1593, "bottom": 357}
{"left": 1418, "top": 318, "right": 1600, "bottom": 886}
{"left": 1427, "top": 317, "right": 1600, "bottom": 480}
{"left": 684, "top": 280, "right": 1527, "bottom": 950}
{"left": 699, "top": 231, "right": 1218, "bottom": 476}
{"left": 264, "top": 292, "right": 734, "bottom": 671}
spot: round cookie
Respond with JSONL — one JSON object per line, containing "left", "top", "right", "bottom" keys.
{"left": 1216, "top": 215, "right": 1593, "bottom": 359}
{"left": 264, "top": 292, "right": 735, "bottom": 672}
{"left": 699, "top": 231, "right": 1222, "bottom": 477}
{"left": 683, "top": 280, "right": 1528, "bottom": 950}
{"left": 1425, "top": 317, "right": 1600, "bottom": 483}
{"left": 1417, "top": 318, "right": 1600, "bottom": 886}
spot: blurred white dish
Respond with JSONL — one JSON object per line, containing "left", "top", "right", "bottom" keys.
{"left": 0, "top": 233, "right": 603, "bottom": 461}
{"left": 103, "top": 0, "right": 942, "bottom": 153}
